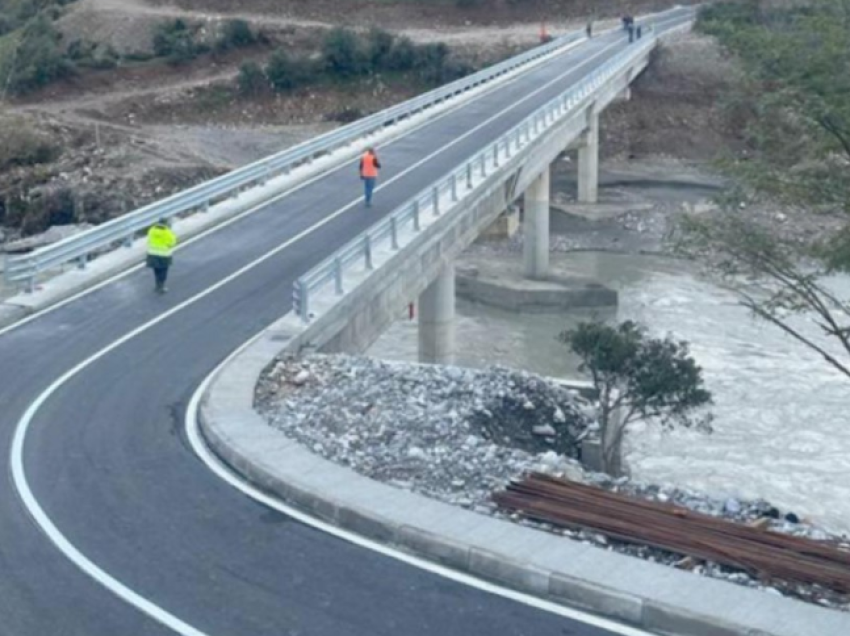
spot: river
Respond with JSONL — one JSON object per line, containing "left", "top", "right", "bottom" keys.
{"left": 368, "top": 251, "right": 850, "bottom": 534}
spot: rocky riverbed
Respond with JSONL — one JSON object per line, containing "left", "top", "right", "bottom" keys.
{"left": 257, "top": 354, "right": 850, "bottom": 611}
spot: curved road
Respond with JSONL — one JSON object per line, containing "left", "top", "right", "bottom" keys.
{"left": 0, "top": 13, "right": 690, "bottom": 636}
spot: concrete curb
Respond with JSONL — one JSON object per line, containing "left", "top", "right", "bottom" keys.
{"left": 199, "top": 318, "right": 850, "bottom": 636}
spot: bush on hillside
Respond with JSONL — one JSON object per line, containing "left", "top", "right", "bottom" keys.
{"left": 6, "top": 14, "right": 74, "bottom": 93}
{"left": 322, "top": 27, "right": 368, "bottom": 77}
{"left": 366, "top": 27, "right": 394, "bottom": 68}
{"left": 152, "top": 19, "right": 200, "bottom": 64}
{"left": 237, "top": 60, "right": 266, "bottom": 95}
{"left": 265, "top": 49, "right": 312, "bottom": 92}
{"left": 385, "top": 35, "right": 417, "bottom": 71}
{"left": 215, "top": 18, "right": 256, "bottom": 52}
{"left": 0, "top": 112, "right": 59, "bottom": 170}
{"left": 66, "top": 39, "right": 118, "bottom": 69}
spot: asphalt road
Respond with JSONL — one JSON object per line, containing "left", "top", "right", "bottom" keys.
{"left": 0, "top": 12, "right": 691, "bottom": 636}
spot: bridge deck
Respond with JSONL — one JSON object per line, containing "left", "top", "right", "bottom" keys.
{"left": 0, "top": 12, "right": 690, "bottom": 636}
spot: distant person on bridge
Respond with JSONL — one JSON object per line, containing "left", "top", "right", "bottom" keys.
{"left": 146, "top": 217, "right": 177, "bottom": 294}
{"left": 359, "top": 147, "right": 381, "bottom": 208}
{"left": 586, "top": 21, "right": 593, "bottom": 38}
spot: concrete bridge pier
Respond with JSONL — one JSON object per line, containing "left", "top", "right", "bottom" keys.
{"left": 418, "top": 261, "right": 455, "bottom": 365}
{"left": 577, "top": 109, "right": 599, "bottom": 203}
{"left": 523, "top": 166, "right": 550, "bottom": 280}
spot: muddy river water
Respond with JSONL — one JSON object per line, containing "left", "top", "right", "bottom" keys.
{"left": 369, "top": 250, "right": 850, "bottom": 534}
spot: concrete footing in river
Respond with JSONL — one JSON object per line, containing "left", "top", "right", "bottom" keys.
{"left": 456, "top": 262, "right": 618, "bottom": 313}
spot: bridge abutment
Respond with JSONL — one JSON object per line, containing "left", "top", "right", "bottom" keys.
{"left": 523, "top": 167, "right": 550, "bottom": 280}
{"left": 418, "top": 261, "right": 455, "bottom": 365}
{"left": 577, "top": 110, "right": 599, "bottom": 203}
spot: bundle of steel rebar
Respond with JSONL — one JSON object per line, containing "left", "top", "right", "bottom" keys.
{"left": 493, "top": 473, "right": 850, "bottom": 594}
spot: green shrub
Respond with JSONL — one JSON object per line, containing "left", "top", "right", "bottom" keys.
{"left": 322, "top": 27, "right": 368, "bottom": 77}
{"left": 6, "top": 14, "right": 74, "bottom": 93}
{"left": 413, "top": 42, "right": 450, "bottom": 83}
{"left": 265, "top": 49, "right": 311, "bottom": 91}
{"left": 216, "top": 18, "right": 255, "bottom": 52}
{"left": 152, "top": 19, "right": 199, "bottom": 64}
{"left": 237, "top": 60, "right": 266, "bottom": 94}
{"left": 385, "top": 35, "right": 416, "bottom": 71}
{"left": 67, "top": 39, "right": 118, "bottom": 68}
{"left": 436, "top": 57, "right": 474, "bottom": 83}
{"left": 0, "top": 113, "right": 59, "bottom": 170}
{"left": 366, "top": 26, "right": 394, "bottom": 68}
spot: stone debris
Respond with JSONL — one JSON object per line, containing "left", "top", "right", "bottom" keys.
{"left": 256, "top": 354, "right": 849, "bottom": 611}
{"left": 256, "top": 354, "right": 591, "bottom": 510}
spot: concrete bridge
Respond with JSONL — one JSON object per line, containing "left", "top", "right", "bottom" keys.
{"left": 276, "top": 13, "right": 691, "bottom": 365}
{"left": 0, "top": 9, "right": 716, "bottom": 636}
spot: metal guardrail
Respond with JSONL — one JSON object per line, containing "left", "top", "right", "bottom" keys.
{"left": 3, "top": 27, "right": 597, "bottom": 292}
{"left": 292, "top": 32, "right": 663, "bottom": 322}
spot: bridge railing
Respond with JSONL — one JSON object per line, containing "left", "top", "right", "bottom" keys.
{"left": 293, "top": 32, "right": 661, "bottom": 322}
{"left": 4, "top": 28, "right": 597, "bottom": 291}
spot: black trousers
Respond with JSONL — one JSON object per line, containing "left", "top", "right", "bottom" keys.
{"left": 153, "top": 266, "right": 169, "bottom": 288}
{"left": 147, "top": 255, "right": 172, "bottom": 289}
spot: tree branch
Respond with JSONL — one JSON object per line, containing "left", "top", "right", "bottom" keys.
{"left": 741, "top": 292, "right": 850, "bottom": 378}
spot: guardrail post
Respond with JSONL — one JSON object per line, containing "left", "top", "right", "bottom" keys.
{"left": 514, "top": 129, "right": 521, "bottom": 150}
{"left": 413, "top": 200, "right": 421, "bottom": 231}
{"left": 76, "top": 255, "right": 87, "bottom": 270}
{"left": 293, "top": 279, "right": 309, "bottom": 322}
{"left": 493, "top": 144, "right": 499, "bottom": 167}
{"left": 505, "top": 138, "right": 511, "bottom": 158}
{"left": 480, "top": 153, "right": 487, "bottom": 177}
{"left": 451, "top": 174, "right": 458, "bottom": 202}
{"left": 364, "top": 235, "right": 373, "bottom": 269}
{"left": 466, "top": 162, "right": 473, "bottom": 189}
{"left": 432, "top": 186, "right": 440, "bottom": 216}
{"left": 391, "top": 216, "right": 399, "bottom": 249}
{"left": 123, "top": 235, "right": 132, "bottom": 248}
{"left": 334, "top": 258, "right": 344, "bottom": 294}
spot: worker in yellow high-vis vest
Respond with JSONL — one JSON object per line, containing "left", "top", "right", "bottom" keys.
{"left": 146, "top": 217, "right": 177, "bottom": 294}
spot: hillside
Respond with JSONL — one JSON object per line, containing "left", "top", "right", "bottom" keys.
{"left": 0, "top": 0, "right": 715, "bottom": 247}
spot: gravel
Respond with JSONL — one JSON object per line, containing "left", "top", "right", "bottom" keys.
{"left": 256, "top": 354, "right": 593, "bottom": 510}
{"left": 256, "top": 354, "right": 850, "bottom": 611}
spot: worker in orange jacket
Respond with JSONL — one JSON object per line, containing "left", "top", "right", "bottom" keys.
{"left": 359, "top": 147, "right": 381, "bottom": 208}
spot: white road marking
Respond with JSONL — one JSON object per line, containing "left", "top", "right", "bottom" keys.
{"left": 0, "top": 30, "right": 594, "bottom": 339}
{"left": 8, "top": 18, "right": 686, "bottom": 635}
{"left": 184, "top": 338, "right": 656, "bottom": 636}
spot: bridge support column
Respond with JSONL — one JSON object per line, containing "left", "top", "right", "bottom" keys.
{"left": 523, "top": 166, "right": 550, "bottom": 280}
{"left": 418, "top": 261, "right": 455, "bottom": 365}
{"left": 578, "top": 111, "right": 599, "bottom": 203}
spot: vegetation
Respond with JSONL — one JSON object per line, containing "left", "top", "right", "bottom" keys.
{"left": 560, "top": 321, "right": 712, "bottom": 475}
{"left": 2, "top": 13, "right": 73, "bottom": 93}
{"left": 215, "top": 19, "right": 256, "bottom": 52}
{"left": 239, "top": 26, "right": 474, "bottom": 97}
{"left": 682, "top": 0, "right": 850, "bottom": 381}
{"left": 237, "top": 60, "right": 266, "bottom": 95}
{"left": 152, "top": 19, "right": 205, "bottom": 64}
{"left": 264, "top": 48, "right": 313, "bottom": 91}
{"left": 0, "top": 110, "right": 58, "bottom": 169}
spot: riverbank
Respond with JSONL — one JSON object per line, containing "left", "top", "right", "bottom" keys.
{"left": 256, "top": 353, "right": 849, "bottom": 610}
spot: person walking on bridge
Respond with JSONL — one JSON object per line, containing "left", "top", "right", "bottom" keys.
{"left": 359, "top": 147, "right": 381, "bottom": 208}
{"left": 146, "top": 217, "right": 177, "bottom": 294}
